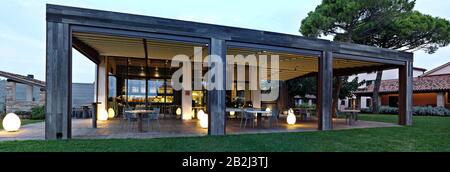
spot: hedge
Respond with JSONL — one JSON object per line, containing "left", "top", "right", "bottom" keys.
{"left": 361, "top": 106, "right": 450, "bottom": 116}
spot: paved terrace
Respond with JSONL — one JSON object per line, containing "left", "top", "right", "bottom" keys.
{"left": 0, "top": 118, "right": 399, "bottom": 142}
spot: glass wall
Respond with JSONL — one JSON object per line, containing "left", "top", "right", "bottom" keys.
{"left": 107, "top": 57, "right": 183, "bottom": 118}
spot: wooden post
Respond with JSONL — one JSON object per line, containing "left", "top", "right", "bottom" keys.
{"left": 45, "top": 22, "right": 72, "bottom": 140}
{"left": 317, "top": 51, "right": 333, "bottom": 130}
{"left": 398, "top": 61, "right": 413, "bottom": 126}
{"left": 92, "top": 65, "right": 99, "bottom": 128}
{"left": 207, "top": 38, "right": 226, "bottom": 135}
{"left": 356, "top": 95, "right": 361, "bottom": 109}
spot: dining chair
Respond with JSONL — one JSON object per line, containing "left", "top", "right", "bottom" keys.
{"left": 121, "top": 108, "right": 129, "bottom": 129}
{"left": 240, "top": 109, "right": 255, "bottom": 128}
{"left": 145, "top": 108, "right": 161, "bottom": 131}
{"left": 122, "top": 107, "right": 137, "bottom": 131}
{"left": 268, "top": 108, "right": 280, "bottom": 128}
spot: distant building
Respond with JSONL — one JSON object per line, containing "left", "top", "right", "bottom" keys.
{"left": 352, "top": 62, "right": 450, "bottom": 109}
{"left": 0, "top": 79, "right": 6, "bottom": 113}
{"left": 293, "top": 94, "right": 316, "bottom": 106}
{"left": 0, "top": 70, "right": 95, "bottom": 113}
{"left": 339, "top": 67, "right": 426, "bottom": 110}
{"left": 72, "top": 83, "right": 95, "bottom": 108}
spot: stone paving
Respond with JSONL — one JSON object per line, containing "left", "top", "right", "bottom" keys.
{"left": 0, "top": 117, "right": 399, "bottom": 142}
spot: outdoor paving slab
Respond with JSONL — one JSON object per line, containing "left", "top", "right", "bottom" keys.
{"left": 0, "top": 118, "right": 399, "bottom": 142}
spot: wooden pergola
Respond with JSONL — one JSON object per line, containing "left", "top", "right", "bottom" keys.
{"left": 45, "top": 4, "right": 413, "bottom": 140}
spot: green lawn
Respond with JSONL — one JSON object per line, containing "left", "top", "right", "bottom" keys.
{"left": 0, "top": 119, "right": 43, "bottom": 130}
{"left": 0, "top": 114, "right": 449, "bottom": 152}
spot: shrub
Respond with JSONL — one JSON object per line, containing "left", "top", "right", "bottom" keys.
{"left": 360, "top": 108, "right": 372, "bottom": 113}
{"left": 296, "top": 103, "right": 316, "bottom": 109}
{"left": 413, "top": 106, "right": 450, "bottom": 116}
{"left": 14, "top": 111, "right": 32, "bottom": 118}
{"left": 369, "top": 106, "right": 450, "bottom": 116}
{"left": 31, "top": 106, "right": 45, "bottom": 120}
{"left": 379, "top": 106, "right": 399, "bottom": 114}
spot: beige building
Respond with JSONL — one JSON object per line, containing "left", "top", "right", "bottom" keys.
{"left": 351, "top": 62, "right": 450, "bottom": 109}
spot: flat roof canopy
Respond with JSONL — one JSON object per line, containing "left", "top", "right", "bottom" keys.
{"left": 73, "top": 31, "right": 390, "bottom": 81}
{"left": 47, "top": 4, "right": 413, "bottom": 67}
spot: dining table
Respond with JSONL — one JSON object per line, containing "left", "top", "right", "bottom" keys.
{"left": 339, "top": 109, "right": 360, "bottom": 125}
{"left": 226, "top": 108, "right": 244, "bottom": 118}
{"left": 244, "top": 109, "right": 272, "bottom": 128}
{"left": 125, "top": 109, "right": 155, "bottom": 132}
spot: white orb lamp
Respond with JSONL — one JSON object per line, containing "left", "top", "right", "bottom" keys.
{"left": 287, "top": 111, "right": 296, "bottom": 125}
{"left": 266, "top": 107, "right": 271, "bottom": 112}
{"left": 197, "top": 110, "right": 208, "bottom": 129}
{"left": 2, "top": 113, "right": 21, "bottom": 132}
{"left": 288, "top": 108, "right": 294, "bottom": 115}
{"left": 199, "top": 114, "right": 208, "bottom": 129}
{"left": 176, "top": 108, "right": 182, "bottom": 116}
{"left": 197, "top": 110, "right": 205, "bottom": 120}
{"left": 98, "top": 109, "right": 109, "bottom": 121}
{"left": 108, "top": 108, "right": 115, "bottom": 119}
{"left": 229, "top": 111, "right": 235, "bottom": 116}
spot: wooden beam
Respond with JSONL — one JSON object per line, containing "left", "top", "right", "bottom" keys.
{"left": 47, "top": 4, "right": 413, "bottom": 63}
{"left": 72, "top": 37, "right": 100, "bottom": 64}
{"left": 317, "top": 51, "right": 333, "bottom": 130}
{"left": 207, "top": 38, "right": 226, "bottom": 135}
{"left": 332, "top": 64, "right": 398, "bottom": 76}
{"left": 398, "top": 61, "right": 413, "bottom": 126}
{"left": 45, "top": 21, "right": 72, "bottom": 140}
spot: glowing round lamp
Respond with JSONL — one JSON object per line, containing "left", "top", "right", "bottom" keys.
{"left": 266, "top": 107, "right": 271, "bottom": 112}
{"left": 176, "top": 108, "right": 182, "bottom": 116}
{"left": 2, "top": 113, "right": 21, "bottom": 132}
{"left": 108, "top": 108, "right": 115, "bottom": 118}
{"left": 98, "top": 109, "right": 108, "bottom": 121}
{"left": 199, "top": 113, "right": 208, "bottom": 129}
{"left": 197, "top": 110, "right": 205, "bottom": 120}
{"left": 288, "top": 108, "right": 294, "bottom": 115}
{"left": 229, "top": 111, "right": 235, "bottom": 116}
{"left": 287, "top": 112, "right": 296, "bottom": 125}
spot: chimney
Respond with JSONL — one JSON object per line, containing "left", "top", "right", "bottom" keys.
{"left": 27, "top": 74, "right": 34, "bottom": 79}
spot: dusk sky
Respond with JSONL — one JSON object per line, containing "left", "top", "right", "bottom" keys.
{"left": 0, "top": 0, "right": 449, "bottom": 83}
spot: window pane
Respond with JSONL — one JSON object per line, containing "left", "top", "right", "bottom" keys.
{"left": 15, "top": 83, "right": 27, "bottom": 101}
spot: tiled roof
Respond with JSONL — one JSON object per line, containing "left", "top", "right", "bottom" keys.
{"left": 356, "top": 74, "right": 450, "bottom": 94}
{"left": 0, "top": 70, "right": 45, "bottom": 88}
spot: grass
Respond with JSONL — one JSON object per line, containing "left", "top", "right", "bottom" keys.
{"left": 0, "top": 119, "right": 43, "bottom": 130}
{"left": 0, "top": 114, "right": 449, "bottom": 152}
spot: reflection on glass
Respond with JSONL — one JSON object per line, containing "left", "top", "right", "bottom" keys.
{"left": 192, "top": 91, "right": 205, "bottom": 107}
{"left": 127, "top": 79, "right": 146, "bottom": 105}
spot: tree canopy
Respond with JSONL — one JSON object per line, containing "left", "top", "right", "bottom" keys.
{"left": 300, "top": 0, "right": 450, "bottom": 52}
{"left": 355, "top": 10, "right": 450, "bottom": 53}
{"left": 299, "top": 0, "right": 450, "bottom": 113}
